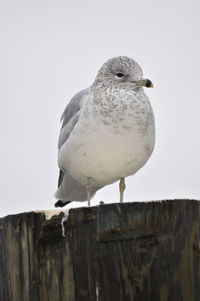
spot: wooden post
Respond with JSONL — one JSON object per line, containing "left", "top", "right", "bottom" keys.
{"left": 1, "top": 199, "right": 200, "bottom": 301}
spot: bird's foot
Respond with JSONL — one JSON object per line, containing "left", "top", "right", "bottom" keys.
{"left": 86, "top": 177, "right": 92, "bottom": 207}
{"left": 119, "top": 177, "right": 126, "bottom": 203}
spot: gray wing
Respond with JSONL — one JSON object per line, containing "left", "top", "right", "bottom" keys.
{"left": 58, "top": 88, "right": 90, "bottom": 150}
{"left": 57, "top": 88, "right": 90, "bottom": 193}
{"left": 55, "top": 87, "right": 102, "bottom": 204}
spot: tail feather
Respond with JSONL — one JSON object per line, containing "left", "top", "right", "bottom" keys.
{"left": 54, "top": 200, "right": 71, "bottom": 207}
{"left": 54, "top": 170, "right": 100, "bottom": 203}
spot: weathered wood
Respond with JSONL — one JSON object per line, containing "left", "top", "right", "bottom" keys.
{"left": 1, "top": 200, "right": 200, "bottom": 301}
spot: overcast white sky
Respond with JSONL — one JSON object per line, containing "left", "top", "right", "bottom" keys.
{"left": 0, "top": 0, "right": 200, "bottom": 217}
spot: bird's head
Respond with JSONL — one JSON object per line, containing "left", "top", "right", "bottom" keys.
{"left": 94, "top": 56, "right": 153, "bottom": 89}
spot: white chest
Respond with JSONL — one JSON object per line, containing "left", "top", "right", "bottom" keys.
{"left": 58, "top": 90, "right": 155, "bottom": 187}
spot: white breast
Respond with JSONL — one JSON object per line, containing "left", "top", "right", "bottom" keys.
{"left": 58, "top": 90, "right": 155, "bottom": 187}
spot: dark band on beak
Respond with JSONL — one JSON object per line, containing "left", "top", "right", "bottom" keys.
{"left": 146, "top": 79, "right": 153, "bottom": 88}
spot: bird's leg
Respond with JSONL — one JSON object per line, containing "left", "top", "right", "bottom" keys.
{"left": 86, "top": 177, "right": 92, "bottom": 207}
{"left": 119, "top": 177, "right": 126, "bottom": 203}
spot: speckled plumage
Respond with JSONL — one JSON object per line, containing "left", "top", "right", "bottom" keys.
{"left": 55, "top": 56, "right": 155, "bottom": 205}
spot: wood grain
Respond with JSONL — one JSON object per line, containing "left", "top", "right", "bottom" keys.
{"left": 1, "top": 200, "right": 200, "bottom": 301}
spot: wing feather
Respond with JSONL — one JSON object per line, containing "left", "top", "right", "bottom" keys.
{"left": 58, "top": 88, "right": 89, "bottom": 150}
{"left": 57, "top": 88, "right": 90, "bottom": 192}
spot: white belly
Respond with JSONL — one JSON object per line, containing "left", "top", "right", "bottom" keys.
{"left": 58, "top": 113, "right": 155, "bottom": 187}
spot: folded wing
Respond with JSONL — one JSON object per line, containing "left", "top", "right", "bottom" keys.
{"left": 55, "top": 88, "right": 100, "bottom": 205}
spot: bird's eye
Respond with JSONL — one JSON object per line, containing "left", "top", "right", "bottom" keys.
{"left": 116, "top": 72, "right": 124, "bottom": 77}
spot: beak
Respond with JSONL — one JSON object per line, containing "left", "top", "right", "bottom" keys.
{"left": 132, "top": 78, "right": 154, "bottom": 88}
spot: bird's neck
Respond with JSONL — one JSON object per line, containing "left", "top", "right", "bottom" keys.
{"left": 87, "top": 84, "right": 141, "bottom": 131}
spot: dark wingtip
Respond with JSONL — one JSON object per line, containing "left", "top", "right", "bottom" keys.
{"left": 54, "top": 200, "right": 71, "bottom": 208}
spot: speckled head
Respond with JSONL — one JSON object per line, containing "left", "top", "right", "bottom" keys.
{"left": 93, "top": 56, "right": 153, "bottom": 89}
{"left": 94, "top": 56, "right": 143, "bottom": 83}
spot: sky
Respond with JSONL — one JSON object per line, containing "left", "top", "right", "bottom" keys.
{"left": 0, "top": 0, "right": 200, "bottom": 217}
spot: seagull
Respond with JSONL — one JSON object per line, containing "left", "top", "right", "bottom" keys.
{"left": 54, "top": 56, "right": 155, "bottom": 207}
